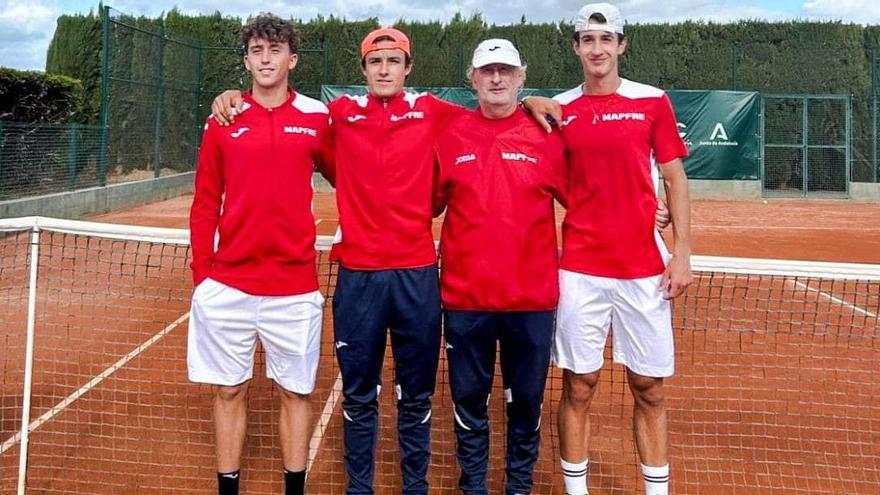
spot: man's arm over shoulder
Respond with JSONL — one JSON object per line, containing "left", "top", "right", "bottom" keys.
{"left": 427, "top": 93, "right": 467, "bottom": 128}
{"left": 291, "top": 94, "right": 335, "bottom": 186}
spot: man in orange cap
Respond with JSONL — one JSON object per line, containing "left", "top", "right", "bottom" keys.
{"left": 318, "top": 26, "right": 456, "bottom": 495}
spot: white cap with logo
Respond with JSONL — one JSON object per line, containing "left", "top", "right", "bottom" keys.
{"left": 471, "top": 39, "right": 523, "bottom": 68}
{"left": 574, "top": 3, "right": 625, "bottom": 35}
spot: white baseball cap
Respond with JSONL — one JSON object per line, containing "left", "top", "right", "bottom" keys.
{"left": 574, "top": 3, "right": 625, "bottom": 35}
{"left": 471, "top": 39, "right": 523, "bottom": 68}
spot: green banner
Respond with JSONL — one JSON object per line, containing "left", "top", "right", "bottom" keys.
{"left": 670, "top": 90, "right": 761, "bottom": 180}
{"left": 321, "top": 86, "right": 761, "bottom": 180}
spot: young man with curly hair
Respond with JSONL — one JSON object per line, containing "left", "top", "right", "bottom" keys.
{"left": 188, "top": 13, "right": 330, "bottom": 495}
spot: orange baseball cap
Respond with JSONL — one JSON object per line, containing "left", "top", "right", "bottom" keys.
{"left": 360, "top": 27, "right": 411, "bottom": 58}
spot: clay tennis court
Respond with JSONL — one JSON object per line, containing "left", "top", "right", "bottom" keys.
{"left": 1, "top": 193, "right": 878, "bottom": 494}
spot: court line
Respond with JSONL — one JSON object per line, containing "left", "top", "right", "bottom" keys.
{"left": 792, "top": 280, "right": 877, "bottom": 317}
{"left": 307, "top": 371, "right": 343, "bottom": 472}
{"left": 306, "top": 215, "right": 342, "bottom": 472}
{"left": 4, "top": 217, "right": 326, "bottom": 456}
{"left": 695, "top": 225, "right": 880, "bottom": 232}
{"left": 0, "top": 312, "right": 190, "bottom": 455}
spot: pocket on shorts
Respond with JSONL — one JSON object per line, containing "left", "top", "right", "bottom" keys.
{"left": 192, "top": 278, "right": 228, "bottom": 307}
{"left": 262, "top": 291, "right": 324, "bottom": 358}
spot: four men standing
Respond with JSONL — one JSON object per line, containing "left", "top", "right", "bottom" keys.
{"left": 196, "top": 2, "right": 692, "bottom": 494}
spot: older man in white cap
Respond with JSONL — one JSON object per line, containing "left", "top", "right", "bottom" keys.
{"left": 551, "top": 3, "right": 692, "bottom": 495}
{"left": 433, "top": 38, "right": 567, "bottom": 495}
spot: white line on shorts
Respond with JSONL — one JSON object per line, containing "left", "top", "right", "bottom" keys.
{"left": 792, "top": 280, "right": 877, "bottom": 318}
{"left": 0, "top": 312, "right": 190, "bottom": 455}
{"left": 307, "top": 371, "right": 343, "bottom": 474}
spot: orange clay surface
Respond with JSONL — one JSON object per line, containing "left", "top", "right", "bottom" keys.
{"left": 0, "top": 193, "right": 876, "bottom": 494}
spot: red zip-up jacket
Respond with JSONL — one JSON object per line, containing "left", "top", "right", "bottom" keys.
{"left": 319, "top": 91, "right": 463, "bottom": 270}
{"left": 434, "top": 108, "right": 568, "bottom": 311}
{"left": 190, "top": 91, "right": 330, "bottom": 295}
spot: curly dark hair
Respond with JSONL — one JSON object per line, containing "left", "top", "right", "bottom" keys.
{"left": 241, "top": 13, "right": 300, "bottom": 54}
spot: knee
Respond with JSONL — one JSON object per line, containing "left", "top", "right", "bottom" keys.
{"left": 216, "top": 383, "right": 248, "bottom": 403}
{"left": 628, "top": 375, "right": 664, "bottom": 410}
{"left": 278, "top": 385, "right": 310, "bottom": 403}
{"left": 562, "top": 371, "right": 598, "bottom": 410}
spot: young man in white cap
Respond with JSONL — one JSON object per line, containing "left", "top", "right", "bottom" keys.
{"left": 434, "top": 38, "right": 567, "bottom": 495}
{"left": 551, "top": 3, "right": 693, "bottom": 495}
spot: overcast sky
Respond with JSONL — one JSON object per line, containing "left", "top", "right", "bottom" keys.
{"left": 2, "top": 0, "right": 878, "bottom": 71}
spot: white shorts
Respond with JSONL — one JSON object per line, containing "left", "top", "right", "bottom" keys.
{"left": 187, "top": 278, "right": 325, "bottom": 394}
{"left": 553, "top": 269, "right": 674, "bottom": 378}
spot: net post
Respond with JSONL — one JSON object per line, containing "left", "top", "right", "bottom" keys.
{"left": 99, "top": 6, "right": 111, "bottom": 187}
{"left": 16, "top": 225, "right": 41, "bottom": 495}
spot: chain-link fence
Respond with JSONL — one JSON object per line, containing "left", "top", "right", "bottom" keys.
{"left": 2, "top": 11, "right": 878, "bottom": 203}
{"left": 101, "top": 9, "right": 202, "bottom": 183}
{"left": 0, "top": 122, "right": 104, "bottom": 200}
{"left": 99, "top": 7, "right": 327, "bottom": 187}
{"left": 763, "top": 95, "right": 850, "bottom": 197}
{"left": 872, "top": 49, "right": 879, "bottom": 183}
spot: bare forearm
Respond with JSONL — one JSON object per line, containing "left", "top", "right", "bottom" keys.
{"left": 663, "top": 166, "right": 691, "bottom": 257}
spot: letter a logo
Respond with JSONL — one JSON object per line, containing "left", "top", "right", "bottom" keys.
{"left": 710, "top": 123, "right": 729, "bottom": 141}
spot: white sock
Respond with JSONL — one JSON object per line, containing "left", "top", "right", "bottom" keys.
{"left": 561, "top": 458, "right": 589, "bottom": 495}
{"left": 642, "top": 464, "right": 669, "bottom": 495}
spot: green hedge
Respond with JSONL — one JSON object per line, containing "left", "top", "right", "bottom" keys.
{"left": 43, "top": 10, "right": 880, "bottom": 180}
{"left": 0, "top": 68, "right": 83, "bottom": 123}
{"left": 44, "top": 11, "right": 880, "bottom": 109}
{"left": 45, "top": 11, "right": 101, "bottom": 123}
{"left": 45, "top": 14, "right": 880, "bottom": 93}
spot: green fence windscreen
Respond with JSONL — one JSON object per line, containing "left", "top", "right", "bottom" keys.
{"left": 0, "top": 122, "right": 104, "bottom": 200}
{"left": 763, "top": 95, "right": 850, "bottom": 197}
{"left": 321, "top": 85, "right": 762, "bottom": 180}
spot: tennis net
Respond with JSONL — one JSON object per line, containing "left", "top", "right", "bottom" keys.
{"left": 0, "top": 216, "right": 877, "bottom": 494}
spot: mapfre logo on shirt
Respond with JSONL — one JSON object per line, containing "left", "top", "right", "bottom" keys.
{"left": 601, "top": 112, "right": 646, "bottom": 122}
{"left": 501, "top": 152, "right": 537, "bottom": 164}
{"left": 283, "top": 126, "right": 317, "bottom": 137}
{"left": 390, "top": 111, "right": 425, "bottom": 122}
